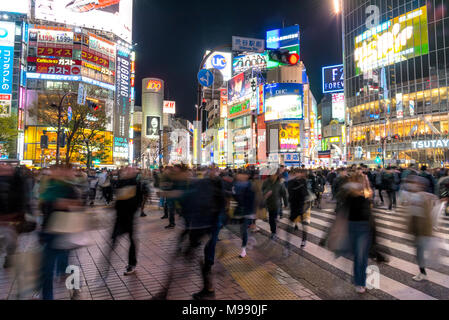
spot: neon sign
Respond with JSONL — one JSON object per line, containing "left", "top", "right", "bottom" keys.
{"left": 146, "top": 80, "right": 162, "bottom": 92}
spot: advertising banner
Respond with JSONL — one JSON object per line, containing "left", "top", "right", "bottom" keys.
{"left": 257, "top": 115, "right": 267, "bottom": 163}
{"left": 114, "top": 50, "right": 131, "bottom": 158}
{"left": 233, "top": 52, "right": 267, "bottom": 75}
{"left": 264, "top": 83, "right": 303, "bottom": 121}
{"left": 146, "top": 116, "right": 160, "bottom": 140}
{"left": 203, "top": 51, "right": 232, "bottom": 82}
{"left": 0, "top": 1, "right": 30, "bottom": 14}
{"left": 279, "top": 123, "right": 300, "bottom": 152}
{"left": 331, "top": 93, "right": 345, "bottom": 123}
{"left": 266, "top": 25, "right": 300, "bottom": 51}
{"left": 322, "top": 64, "right": 344, "bottom": 94}
{"left": 228, "top": 70, "right": 256, "bottom": 105}
{"left": 258, "top": 84, "right": 264, "bottom": 115}
{"left": 163, "top": 101, "right": 176, "bottom": 114}
{"left": 354, "top": 6, "right": 429, "bottom": 75}
{"left": 37, "top": 47, "right": 73, "bottom": 58}
{"left": 232, "top": 36, "right": 265, "bottom": 53}
{"left": 228, "top": 100, "right": 250, "bottom": 119}
{"left": 220, "top": 89, "right": 228, "bottom": 118}
{"left": 0, "top": 21, "right": 15, "bottom": 116}
{"left": 35, "top": 0, "right": 133, "bottom": 43}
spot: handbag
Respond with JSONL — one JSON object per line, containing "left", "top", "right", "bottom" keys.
{"left": 45, "top": 211, "right": 90, "bottom": 234}
{"left": 327, "top": 212, "right": 350, "bottom": 254}
{"left": 52, "top": 232, "right": 93, "bottom": 250}
{"left": 116, "top": 185, "right": 136, "bottom": 201}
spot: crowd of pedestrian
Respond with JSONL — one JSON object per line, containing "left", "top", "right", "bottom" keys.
{"left": 1, "top": 162, "right": 448, "bottom": 299}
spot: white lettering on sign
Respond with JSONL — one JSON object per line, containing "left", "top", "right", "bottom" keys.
{"left": 412, "top": 140, "right": 449, "bottom": 149}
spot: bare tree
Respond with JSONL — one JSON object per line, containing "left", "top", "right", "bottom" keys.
{"left": 28, "top": 85, "right": 110, "bottom": 166}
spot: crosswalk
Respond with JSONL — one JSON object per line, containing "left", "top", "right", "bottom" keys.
{"left": 147, "top": 191, "right": 449, "bottom": 299}
{"left": 255, "top": 204, "right": 449, "bottom": 300}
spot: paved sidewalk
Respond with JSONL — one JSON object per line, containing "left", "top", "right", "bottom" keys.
{"left": 0, "top": 206, "right": 321, "bottom": 300}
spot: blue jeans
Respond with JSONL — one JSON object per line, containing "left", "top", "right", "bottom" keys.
{"left": 204, "top": 212, "right": 226, "bottom": 266}
{"left": 240, "top": 218, "right": 251, "bottom": 248}
{"left": 40, "top": 233, "right": 70, "bottom": 300}
{"left": 348, "top": 221, "right": 372, "bottom": 287}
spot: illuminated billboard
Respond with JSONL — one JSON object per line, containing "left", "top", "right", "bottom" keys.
{"left": 331, "top": 93, "right": 345, "bottom": 123}
{"left": 35, "top": 0, "right": 133, "bottom": 43}
{"left": 233, "top": 53, "right": 267, "bottom": 75}
{"left": 266, "top": 25, "right": 300, "bottom": 69}
{"left": 203, "top": 51, "right": 232, "bottom": 82}
{"left": 0, "top": 1, "right": 30, "bottom": 14}
{"left": 0, "top": 21, "right": 15, "bottom": 116}
{"left": 354, "top": 6, "right": 428, "bottom": 75}
{"left": 322, "top": 64, "right": 344, "bottom": 94}
{"left": 264, "top": 83, "right": 303, "bottom": 122}
{"left": 163, "top": 101, "right": 176, "bottom": 114}
{"left": 279, "top": 123, "right": 300, "bottom": 152}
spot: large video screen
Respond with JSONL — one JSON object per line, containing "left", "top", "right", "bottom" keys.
{"left": 354, "top": 6, "right": 428, "bottom": 75}
{"left": 264, "top": 83, "right": 303, "bottom": 121}
{"left": 35, "top": 0, "right": 133, "bottom": 43}
{"left": 279, "top": 123, "right": 300, "bottom": 152}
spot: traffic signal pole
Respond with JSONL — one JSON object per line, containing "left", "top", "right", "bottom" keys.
{"left": 196, "top": 44, "right": 231, "bottom": 166}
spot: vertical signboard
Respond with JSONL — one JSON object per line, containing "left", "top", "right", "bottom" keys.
{"left": 0, "top": 21, "right": 15, "bottom": 116}
{"left": 114, "top": 46, "right": 131, "bottom": 159}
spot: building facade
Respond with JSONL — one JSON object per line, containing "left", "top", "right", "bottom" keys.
{"left": 1, "top": 1, "right": 134, "bottom": 168}
{"left": 344, "top": 0, "right": 449, "bottom": 167}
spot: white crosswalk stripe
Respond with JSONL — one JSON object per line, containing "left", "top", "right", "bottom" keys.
{"left": 264, "top": 203, "right": 449, "bottom": 299}
{"left": 256, "top": 220, "right": 437, "bottom": 300}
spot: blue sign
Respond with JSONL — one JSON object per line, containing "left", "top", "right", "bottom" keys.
{"left": 211, "top": 54, "right": 226, "bottom": 70}
{"left": 322, "top": 64, "right": 344, "bottom": 94}
{"left": 198, "top": 69, "right": 214, "bottom": 87}
{"left": 0, "top": 46, "right": 14, "bottom": 96}
{"left": 68, "top": 106, "right": 73, "bottom": 122}
{"left": 266, "top": 25, "right": 300, "bottom": 50}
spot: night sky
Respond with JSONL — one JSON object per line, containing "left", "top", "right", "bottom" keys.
{"left": 133, "top": 0, "right": 342, "bottom": 121}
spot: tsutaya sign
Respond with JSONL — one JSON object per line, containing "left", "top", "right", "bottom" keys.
{"left": 412, "top": 140, "right": 449, "bottom": 149}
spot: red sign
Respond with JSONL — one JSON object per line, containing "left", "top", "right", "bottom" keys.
{"left": 38, "top": 47, "right": 73, "bottom": 58}
{"left": 81, "top": 50, "right": 109, "bottom": 68}
{"left": 146, "top": 80, "right": 162, "bottom": 92}
{"left": 0, "top": 94, "right": 11, "bottom": 101}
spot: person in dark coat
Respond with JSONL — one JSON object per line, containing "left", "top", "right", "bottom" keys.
{"left": 232, "top": 172, "right": 255, "bottom": 258}
{"left": 262, "top": 171, "right": 288, "bottom": 239}
{"left": 106, "top": 167, "right": 143, "bottom": 276}
{"left": 287, "top": 169, "right": 309, "bottom": 248}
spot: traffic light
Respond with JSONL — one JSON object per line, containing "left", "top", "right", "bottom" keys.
{"left": 268, "top": 50, "right": 300, "bottom": 66}
{"left": 393, "top": 134, "right": 399, "bottom": 140}
{"left": 375, "top": 155, "right": 382, "bottom": 165}
{"left": 58, "top": 132, "right": 67, "bottom": 148}
{"left": 201, "top": 99, "right": 207, "bottom": 109}
{"left": 40, "top": 135, "right": 49, "bottom": 149}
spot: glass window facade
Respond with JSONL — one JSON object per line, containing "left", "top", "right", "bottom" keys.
{"left": 344, "top": 0, "right": 449, "bottom": 167}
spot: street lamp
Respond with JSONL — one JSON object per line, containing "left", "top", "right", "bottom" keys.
{"left": 333, "top": 0, "right": 341, "bottom": 14}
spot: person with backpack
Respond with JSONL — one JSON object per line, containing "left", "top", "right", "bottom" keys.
{"left": 313, "top": 170, "right": 326, "bottom": 209}
{"left": 420, "top": 166, "right": 436, "bottom": 195}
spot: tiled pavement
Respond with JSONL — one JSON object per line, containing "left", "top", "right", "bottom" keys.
{"left": 0, "top": 206, "right": 320, "bottom": 300}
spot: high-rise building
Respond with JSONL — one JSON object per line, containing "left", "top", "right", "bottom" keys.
{"left": 344, "top": 1, "right": 448, "bottom": 167}
{"left": 1, "top": 0, "right": 134, "bottom": 167}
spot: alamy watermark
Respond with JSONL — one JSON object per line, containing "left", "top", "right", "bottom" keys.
{"left": 366, "top": 265, "right": 381, "bottom": 290}
{"left": 65, "top": 265, "right": 81, "bottom": 290}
